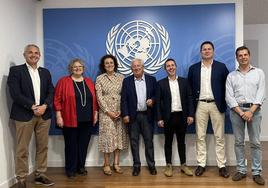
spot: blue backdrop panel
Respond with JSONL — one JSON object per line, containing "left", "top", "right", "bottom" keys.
{"left": 43, "top": 3, "right": 235, "bottom": 135}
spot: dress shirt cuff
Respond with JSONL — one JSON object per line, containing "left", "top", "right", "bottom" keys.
{"left": 228, "top": 102, "right": 239, "bottom": 109}
{"left": 253, "top": 100, "right": 263, "bottom": 106}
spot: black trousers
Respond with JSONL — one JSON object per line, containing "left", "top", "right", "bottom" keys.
{"left": 63, "top": 122, "right": 92, "bottom": 174}
{"left": 164, "top": 112, "right": 186, "bottom": 165}
{"left": 129, "top": 112, "right": 155, "bottom": 168}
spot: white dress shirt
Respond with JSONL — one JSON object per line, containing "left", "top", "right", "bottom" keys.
{"left": 26, "top": 63, "right": 41, "bottom": 105}
{"left": 199, "top": 61, "right": 214, "bottom": 100}
{"left": 168, "top": 76, "right": 182, "bottom": 112}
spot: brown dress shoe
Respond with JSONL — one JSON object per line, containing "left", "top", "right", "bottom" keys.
{"left": 17, "top": 180, "right": 26, "bottom": 188}
{"left": 232, "top": 172, "right": 246, "bottom": 181}
{"left": 253, "top": 175, "right": 265, "bottom": 185}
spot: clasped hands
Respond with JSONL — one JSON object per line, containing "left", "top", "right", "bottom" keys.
{"left": 107, "top": 111, "right": 121, "bottom": 121}
{"left": 32, "top": 104, "right": 47, "bottom": 116}
{"left": 239, "top": 110, "right": 253, "bottom": 122}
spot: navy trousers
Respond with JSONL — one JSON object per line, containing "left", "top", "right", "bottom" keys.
{"left": 63, "top": 122, "right": 92, "bottom": 175}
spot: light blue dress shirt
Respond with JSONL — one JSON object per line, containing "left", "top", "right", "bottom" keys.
{"left": 226, "top": 66, "right": 266, "bottom": 109}
{"left": 135, "top": 74, "right": 147, "bottom": 111}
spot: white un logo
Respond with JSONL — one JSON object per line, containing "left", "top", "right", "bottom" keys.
{"left": 106, "top": 20, "right": 170, "bottom": 75}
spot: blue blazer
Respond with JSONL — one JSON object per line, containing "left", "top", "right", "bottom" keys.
{"left": 7, "top": 64, "right": 54, "bottom": 121}
{"left": 121, "top": 74, "right": 157, "bottom": 123}
{"left": 187, "top": 60, "right": 229, "bottom": 113}
{"left": 156, "top": 76, "right": 194, "bottom": 124}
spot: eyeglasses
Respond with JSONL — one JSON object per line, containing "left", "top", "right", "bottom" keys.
{"left": 72, "top": 65, "right": 84, "bottom": 69}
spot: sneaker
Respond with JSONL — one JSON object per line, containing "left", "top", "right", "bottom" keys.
{"left": 181, "top": 164, "right": 193, "bottom": 176}
{"left": 232, "top": 172, "right": 246, "bottom": 181}
{"left": 219, "top": 167, "right": 230, "bottom": 178}
{"left": 253, "top": 175, "right": 265, "bottom": 185}
{"left": 164, "top": 164, "right": 173, "bottom": 177}
{"left": 34, "top": 175, "right": 55, "bottom": 186}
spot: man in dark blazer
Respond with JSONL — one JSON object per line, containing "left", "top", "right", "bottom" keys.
{"left": 121, "top": 58, "right": 157, "bottom": 176}
{"left": 156, "top": 58, "right": 194, "bottom": 177}
{"left": 7, "top": 44, "right": 54, "bottom": 188}
{"left": 188, "top": 41, "right": 229, "bottom": 178}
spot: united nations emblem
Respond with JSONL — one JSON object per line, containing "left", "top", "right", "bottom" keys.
{"left": 106, "top": 20, "right": 170, "bottom": 75}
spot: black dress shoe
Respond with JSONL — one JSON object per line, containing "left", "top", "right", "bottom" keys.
{"left": 66, "top": 171, "right": 76, "bottom": 179}
{"left": 132, "top": 167, "right": 140, "bottom": 176}
{"left": 219, "top": 167, "right": 229, "bottom": 178}
{"left": 77, "top": 168, "right": 88, "bottom": 176}
{"left": 149, "top": 167, "right": 157, "bottom": 175}
{"left": 195, "top": 166, "right": 205, "bottom": 176}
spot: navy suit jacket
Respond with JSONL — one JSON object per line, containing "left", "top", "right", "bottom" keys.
{"left": 156, "top": 77, "right": 194, "bottom": 124}
{"left": 121, "top": 74, "right": 157, "bottom": 123}
{"left": 187, "top": 60, "right": 229, "bottom": 113}
{"left": 7, "top": 64, "right": 54, "bottom": 121}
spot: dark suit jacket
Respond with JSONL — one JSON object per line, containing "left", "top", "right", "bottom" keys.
{"left": 156, "top": 76, "right": 194, "bottom": 124}
{"left": 121, "top": 74, "right": 157, "bottom": 123}
{"left": 7, "top": 64, "right": 54, "bottom": 121}
{"left": 187, "top": 60, "right": 229, "bottom": 113}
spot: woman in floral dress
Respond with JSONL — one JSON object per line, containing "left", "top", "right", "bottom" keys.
{"left": 95, "top": 54, "right": 128, "bottom": 175}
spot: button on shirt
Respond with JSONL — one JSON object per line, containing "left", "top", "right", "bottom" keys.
{"left": 135, "top": 74, "right": 147, "bottom": 111}
{"left": 226, "top": 66, "right": 266, "bottom": 108}
{"left": 199, "top": 61, "right": 214, "bottom": 100}
{"left": 26, "top": 63, "right": 41, "bottom": 105}
{"left": 168, "top": 76, "right": 182, "bottom": 112}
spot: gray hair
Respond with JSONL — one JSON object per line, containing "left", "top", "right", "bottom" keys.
{"left": 24, "top": 44, "right": 40, "bottom": 54}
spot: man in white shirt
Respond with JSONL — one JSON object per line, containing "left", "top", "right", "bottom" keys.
{"left": 226, "top": 46, "right": 265, "bottom": 185}
{"left": 156, "top": 59, "right": 194, "bottom": 177}
{"left": 8, "top": 44, "right": 54, "bottom": 188}
{"left": 188, "top": 41, "right": 229, "bottom": 178}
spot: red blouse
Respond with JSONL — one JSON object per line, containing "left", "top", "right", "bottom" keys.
{"left": 54, "top": 76, "right": 97, "bottom": 127}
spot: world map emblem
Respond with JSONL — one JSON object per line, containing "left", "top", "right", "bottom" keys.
{"left": 106, "top": 20, "right": 170, "bottom": 75}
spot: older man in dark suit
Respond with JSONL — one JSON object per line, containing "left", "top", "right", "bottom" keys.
{"left": 121, "top": 58, "right": 157, "bottom": 176}
{"left": 188, "top": 41, "right": 229, "bottom": 178}
{"left": 8, "top": 44, "right": 54, "bottom": 188}
{"left": 156, "top": 58, "right": 194, "bottom": 177}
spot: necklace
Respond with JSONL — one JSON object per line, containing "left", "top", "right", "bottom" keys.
{"left": 74, "top": 80, "right": 87, "bottom": 107}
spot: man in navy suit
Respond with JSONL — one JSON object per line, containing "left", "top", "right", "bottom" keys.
{"left": 8, "top": 44, "right": 54, "bottom": 188}
{"left": 188, "top": 41, "right": 229, "bottom": 178}
{"left": 156, "top": 59, "right": 194, "bottom": 177}
{"left": 121, "top": 58, "right": 157, "bottom": 176}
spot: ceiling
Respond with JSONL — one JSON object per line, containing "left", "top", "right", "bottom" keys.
{"left": 244, "top": 0, "right": 268, "bottom": 24}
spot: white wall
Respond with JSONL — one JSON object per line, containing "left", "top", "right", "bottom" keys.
{"left": 244, "top": 24, "right": 268, "bottom": 141}
{"left": 0, "top": 0, "right": 38, "bottom": 187}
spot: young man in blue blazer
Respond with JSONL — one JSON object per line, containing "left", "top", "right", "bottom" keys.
{"left": 188, "top": 41, "right": 229, "bottom": 178}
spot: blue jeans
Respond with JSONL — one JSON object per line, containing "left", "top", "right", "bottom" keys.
{"left": 230, "top": 108, "right": 262, "bottom": 175}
